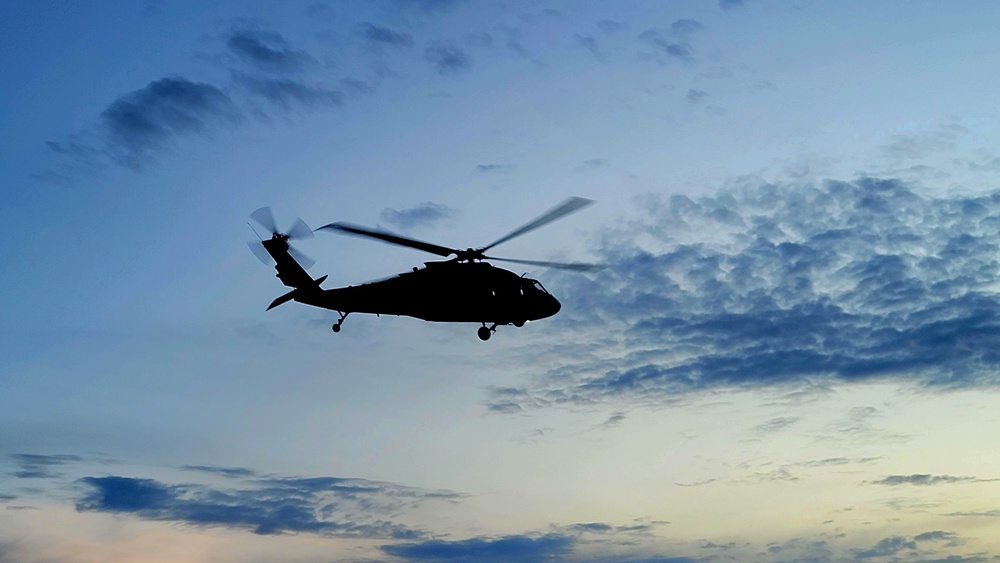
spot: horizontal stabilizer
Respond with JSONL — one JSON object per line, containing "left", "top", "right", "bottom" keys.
{"left": 267, "top": 289, "right": 297, "bottom": 311}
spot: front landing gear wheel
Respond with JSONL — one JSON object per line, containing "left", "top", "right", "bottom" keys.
{"left": 477, "top": 326, "right": 492, "bottom": 341}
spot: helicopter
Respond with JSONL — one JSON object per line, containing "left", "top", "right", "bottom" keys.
{"left": 248, "top": 197, "right": 603, "bottom": 341}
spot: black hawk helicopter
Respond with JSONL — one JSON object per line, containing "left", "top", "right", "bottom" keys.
{"left": 248, "top": 197, "right": 603, "bottom": 341}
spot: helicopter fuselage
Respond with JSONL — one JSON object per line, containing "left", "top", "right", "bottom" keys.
{"left": 296, "top": 260, "right": 561, "bottom": 324}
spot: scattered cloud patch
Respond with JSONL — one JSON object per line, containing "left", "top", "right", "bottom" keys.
{"left": 382, "top": 533, "right": 574, "bottom": 562}
{"left": 574, "top": 34, "right": 603, "bottom": 60}
{"left": 99, "top": 76, "right": 242, "bottom": 169}
{"left": 686, "top": 89, "right": 708, "bottom": 104}
{"left": 597, "top": 411, "right": 627, "bottom": 429}
{"left": 236, "top": 74, "right": 343, "bottom": 110}
{"left": 9, "top": 454, "right": 82, "bottom": 479}
{"left": 476, "top": 163, "right": 514, "bottom": 174}
{"left": 582, "top": 158, "right": 609, "bottom": 168}
{"left": 425, "top": 42, "right": 472, "bottom": 74}
{"left": 881, "top": 123, "right": 968, "bottom": 163}
{"left": 488, "top": 177, "right": 1000, "bottom": 411}
{"left": 359, "top": 23, "right": 414, "bottom": 49}
{"left": 227, "top": 29, "right": 315, "bottom": 74}
{"left": 597, "top": 20, "right": 623, "bottom": 35}
{"left": 638, "top": 21, "right": 704, "bottom": 64}
{"left": 719, "top": 0, "right": 744, "bottom": 10}
{"left": 869, "top": 474, "right": 982, "bottom": 486}
{"left": 180, "top": 465, "right": 256, "bottom": 479}
{"left": 853, "top": 536, "right": 917, "bottom": 559}
{"left": 380, "top": 202, "right": 453, "bottom": 230}
{"left": 752, "top": 416, "right": 799, "bottom": 434}
{"left": 76, "top": 473, "right": 460, "bottom": 538}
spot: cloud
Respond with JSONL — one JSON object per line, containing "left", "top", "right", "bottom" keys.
{"left": 853, "top": 536, "right": 920, "bottom": 559}
{"left": 97, "top": 76, "right": 242, "bottom": 169}
{"left": 8, "top": 454, "right": 82, "bottom": 479}
{"left": 394, "top": 0, "right": 465, "bottom": 15}
{"left": 597, "top": 20, "right": 623, "bottom": 35}
{"left": 382, "top": 533, "right": 574, "bottom": 562}
{"left": 686, "top": 89, "right": 708, "bottom": 104}
{"left": 597, "top": 411, "right": 627, "bottom": 429}
{"left": 180, "top": 465, "right": 256, "bottom": 478}
{"left": 881, "top": 123, "right": 967, "bottom": 162}
{"left": 359, "top": 23, "right": 414, "bottom": 49}
{"left": 719, "top": 0, "right": 744, "bottom": 10}
{"left": 476, "top": 163, "right": 514, "bottom": 174}
{"left": 76, "top": 473, "right": 460, "bottom": 538}
{"left": 380, "top": 202, "right": 453, "bottom": 230}
{"left": 235, "top": 74, "right": 343, "bottom": 110}
{"left": 227, "top": 29, "right": 315, "bottom": 73}
{"left": 582, "top": 158, "right": 609, "bottom": 168}
{"left": 751, "top": 416, "right": 799, "bottom": 434}
{"left": 638, "top": 21, "right": 704, "bottom": 64}
{"left": 425, "top": 42, "right": 472, "bottom": 74}
{"left": 574, "top": 34, "right": 603, "bottom": 60}
{"left": 487, "top": 177, "right": 1000, "bottom": 411}
{"left": 869, "top": 474, "right": 982, "bottom": 486}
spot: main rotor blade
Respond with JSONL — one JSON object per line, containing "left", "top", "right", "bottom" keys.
{"left": 248, "top": 240, "right": 272, "bottom": 265}
{"left": 288, "top": 245, "right": 315, "bottom": 270}
{"left": 316, "top": 222, "right": 456, "bottom": 258}
{"left": 481, "top": 197, "right": 594, "bottom": 252}
{"left": 286, "top": 218, "right": 314, "bottom": 240}
{"left": 250, "top": 207, "right": 278, "bottom": 234}
{"left": 487, "top": 256, "right": 607, "bottom": 273}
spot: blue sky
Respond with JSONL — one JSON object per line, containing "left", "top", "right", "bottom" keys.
{"left": 4, "top": 1, "right": 1000, "bottom": 561}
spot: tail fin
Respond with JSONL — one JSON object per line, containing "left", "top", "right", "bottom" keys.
{"left": 261, "top": 237, "right": 327, "bottom": 309}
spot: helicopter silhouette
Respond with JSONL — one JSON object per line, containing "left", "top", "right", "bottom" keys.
{"left": 248, "top": 197, "right": 603, "bottom": 340}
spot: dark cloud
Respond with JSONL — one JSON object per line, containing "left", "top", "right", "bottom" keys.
{"left": 914, "top": 531, "right": 961, "bottom": 543}
{"left": 425, "top": 42, "right": 472, "bottom": 74}
{"left": 719, "top": 0, "right": 744, "bottom": 10}
{"left": 574, "top": 34, "right": 603, "bottom": 60}
{"left": 670, "top": 19, "right": 705, "bottom": 39}
{"left": 180, "top": 465, "right": 256, "bottom": 478}
{"left": 597, "top": 20, "right": 623, "bottom": 35}
{"left": 476, "top": 163, "right": 514, "bottom": 174}
{"left": 380, "top": 202, "right": 453, "bottom": 230}
{"left": 236, "top": 74, "right": 343, "bottom": 110}
{"left": 487, "top": 177, "right": 1000, "bottom": 411}
{"left": 359, "top": 23, "right": 414, "bottom": 49}
{"left": 99, "top": 76, "right": 242, "bottom": 169}
{"left": 853, "top": 536, "right": 917, "bottom": 559}
{"left": 597, "top": 411, "right": 627, "bottom": 429}
{"left": 869, "top": 474, "right": 982, "bottom": 486}
{"left": 582, "top": 158, "right": 609, "bottom": 168}
{"left": 881, "top": 123, "right": 967, "bottom": 162}
{"left": 394, "top": 0, "right": 465, "bottom": 15}
{"left": 794, "top": 456, "right": 881, "bottom": 467}
{"left": 751, "top": 416, "right": 799, "bottom": 434}
{"left": 686, "top": 89, "right": 708, "bottom": 104}
{"left": 76, "top": 473, "right": 460, "bottom": 538}
{"left": 382, "top": 533, "right": 574, "bottom": 562}
{"left": 227, "top": 29, "right": 315, "bottom": 74}
{"left": 9, "top": 454, "right": 82, "bottom": 479}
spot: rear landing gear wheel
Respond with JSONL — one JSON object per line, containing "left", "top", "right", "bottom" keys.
{"left": 513, "top": 320, "right": 525, "bottom": 328}
{"left": 477, "top": 326, "right": 491, "bottom": 341}
{"left": 332, "top": 323, "right": 341, "bottom": 333}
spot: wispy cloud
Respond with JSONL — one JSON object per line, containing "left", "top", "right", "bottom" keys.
{"left": 869, "top": 474, "right": 988, "bottom": 486}
{"left": 425, "top": 42, "right": 472, "bottom": 74}
{"left": 488, "top": 177, "right": 1000, "bottom": 411}
{"left": 751, "top": 416, "right": 799, "bottom": 435}
{"left": 382, "top": 533, "right": 574, "bottom": 562}
{"left": 359, "top": 23, "right": 414, "bottom": 49}
{"left": 76, "top": 473, "right": 461, "bottom": 538}
{"left": 8, "top": 454, "right": 82, "bottom": 479}
{"left": 102, "top": 76, "right": 242, "bottom": 169}
{"left": 476, "top": 163, "right": 515, "bottom": 174}
{"left": 380, "top": 202, "right": 453, "bottom": 230}
{"left": 227, "top": 29, "right": 316, "bottom": 74}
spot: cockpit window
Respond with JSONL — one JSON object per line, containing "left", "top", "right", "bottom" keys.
{"left": 532, "top": 280, "right": 549, "bottom": 294}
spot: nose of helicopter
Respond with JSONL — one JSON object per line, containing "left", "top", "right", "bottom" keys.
{"left": 544, "top": 294, "right": 562, "bottom": 318}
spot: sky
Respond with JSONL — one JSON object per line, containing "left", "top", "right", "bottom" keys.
{"left": 3, "top": 0, "right": 1000, "bottom": 561}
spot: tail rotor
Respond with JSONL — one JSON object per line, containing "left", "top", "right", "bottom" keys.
{"left": 248, "top": 206, "right": 315, "bottom": 269}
